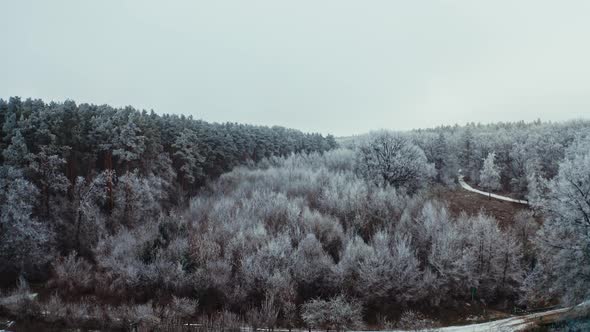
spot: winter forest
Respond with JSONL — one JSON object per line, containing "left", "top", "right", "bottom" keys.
{"left": 1, "top": 96, "right": 589, "bottom": 331}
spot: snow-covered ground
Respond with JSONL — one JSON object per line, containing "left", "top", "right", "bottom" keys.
{"left": 420, "top": 301, "right": 589, "bottom": 332}
{"left": 432, "top": 308, "right": 568, "bottom": 331}
{"left": 458, "top": 175, "right": 528, "bottom": 205}
{"left": 231, "top": 304, "right": 585, "bottom": 332}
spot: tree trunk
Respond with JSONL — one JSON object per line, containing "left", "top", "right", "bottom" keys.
{"left": 105, "top": 151, "right": 114, "bottom": 210}
{"left": 75, "top": 207, "right": 83, "bottom": 253}
{"left": 43, "top": 183, "right": 49, "bottom": 218}
{"left": 502, "top": 253, "right": 509, "bottom": 286}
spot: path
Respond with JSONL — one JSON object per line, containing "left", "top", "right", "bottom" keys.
{"left": 458, "top": 175, "right": 528, "bottom": 205}
{"left": 432, "top": 307, "right": 569, "bottom": 331}
{"left": 426, "top": 301, "right": 589, "bottom": 332}
{"left": 232, "top": 304, "right": 585, "bottom": 332}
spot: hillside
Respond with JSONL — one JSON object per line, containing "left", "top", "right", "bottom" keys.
{"left": 1, "top": 99, "right": 589, "bottom": 330}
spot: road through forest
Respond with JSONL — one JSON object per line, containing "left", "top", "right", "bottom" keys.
{"left": 458, "top": 175, "right": 529, "bottom": 205}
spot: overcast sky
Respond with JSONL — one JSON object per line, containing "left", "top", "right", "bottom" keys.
{"left": 2, "top": 1, "right": 590, "bottom": 136}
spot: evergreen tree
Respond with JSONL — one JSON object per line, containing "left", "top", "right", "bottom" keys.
{"left": 172, "top": 128, "right": 205, "bottom": 190}
{"left": 459, "top": 127, "right": 476, "bottom": 178}
{"left": 2, "top": 130, "right": 31, "bottom": 168}
{"left": 28, "top": 147, "right": 70, "bottom": 218}
{"left": 112, "top": 112, "right": 146, "bottom": 170}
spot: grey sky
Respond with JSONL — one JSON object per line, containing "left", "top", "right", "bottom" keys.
{"left": 2, "top": 1, "right": 590, "bottom": 136}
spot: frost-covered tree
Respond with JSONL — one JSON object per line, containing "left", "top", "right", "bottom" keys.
{"left": 28, "top": 147, "right": 70, "bottom": 218}
{"left": 172, "top": 128, "right": 205, "bottom": 189}
{"left": 459, "top": 127, "right": 477, "bottom": 180}
{"left": 479, "top": 152, "right": 501, "bottom": 192}
{"left": 112, "top": 113, "right": 146, "bottom": 170}
{"left": 111, "top": 172, "right": 166, "bottom": 229}
{"left": 292, "top": 234, "right": 337, "bottom": 299}
{"left": 0, "top": 167, "right": 53, "bottom": 278}
{"left": 337, "top": 236, "right": 374, "bottom": 298}
{"left": 65, "top": 173, "right": 111, "bottom": 254}
{"left": 525, "top": 171, "right": 547, "bottom": 210}
{"left": 412, "top": 132, "right": 454, "bottom": 184}
{"left": 282, "top": 300, "right": 298, "bottom": 332}
{"left": 525, "top": 138, "right": 590, "bottom": 305}
{"left": 241, "top": 234, "right": 294, "bottom": 298}
{"left": 2, "top": 130, "right": 30, "bottom": 168}
{"left": 356, "top": 132, "right": 434, "bottom": 193}
{"left": 2, "top": 107, "right": 17, "bottom": 143}
{"left": 301, "top": 295, "right": 364, "bottom": 331}
{"left": 248, "top": 292, "right": 279, "bottom": 331}
{"left": 358, "top": 232, "right": 423, "bottom": 305}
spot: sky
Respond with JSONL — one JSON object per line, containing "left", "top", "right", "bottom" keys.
{"left": 1, "top": 1, "right": 590, "bottom": 136}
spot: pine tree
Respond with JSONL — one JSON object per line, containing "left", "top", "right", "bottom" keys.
{"left": 459, "top": 127, "right": 476, "bottom": 179}
{"left": 112, "top": 112, "right": 146, "bottom": 170}
{"left": 29, "top": 147, "right": 70, "bottom": 218}
{"left": 172, "top": 128, "right": 205, "bottom": 190}
{"left": 2, "top": 130, "right": 31, "bottom": 168}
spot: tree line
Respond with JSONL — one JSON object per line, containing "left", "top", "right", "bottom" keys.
{"left": 344, "top": 120, "right": 590, "bottom": 200}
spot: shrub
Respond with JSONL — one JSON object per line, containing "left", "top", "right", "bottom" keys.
{"left": 396, "top": 310, "right": 439, "bottom": 331}
{"left": 199, "top": 309, "right": 243, "bottom": 330}
{"left": 160, "top": 296, "right": 199, "bottom": 321}
{"left": 50, "top": 251, "right": 94, "bottom": 293}
{"left": 0, "top": 277, "right": 39, "bottom": 319}
{"left": 301, "top": 295, "right": 364, "bottom": 331}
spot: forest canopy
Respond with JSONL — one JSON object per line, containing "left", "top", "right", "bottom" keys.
{"left": 1, "top": 96, "right": 590, "bottom": 330}
{"left": 0, "top": 96, "right": 335, "bottom": 276}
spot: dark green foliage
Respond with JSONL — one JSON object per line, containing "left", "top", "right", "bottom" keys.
{"left": 0, "top": 97, "right": 334, "bottom": 193}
